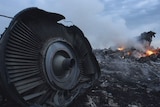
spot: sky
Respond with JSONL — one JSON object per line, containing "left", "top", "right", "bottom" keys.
{"left": 0, "top": 0, "right": 160, "bottom": 49}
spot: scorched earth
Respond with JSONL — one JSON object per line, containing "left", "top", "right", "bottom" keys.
{"left": 70, "top": 48, "right": 160, "bottom": 107}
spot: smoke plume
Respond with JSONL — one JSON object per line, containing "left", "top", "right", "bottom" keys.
{"left": 0, "top": 0, "right": 160, "bottom": 49}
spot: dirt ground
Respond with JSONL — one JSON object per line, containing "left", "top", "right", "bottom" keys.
{"left": 70, "top": 49, "right": 160, "bottom": 107}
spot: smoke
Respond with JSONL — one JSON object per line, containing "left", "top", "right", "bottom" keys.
{"left": 55, "top": 0, "right": 131, "bottom": 49}
{"left": 48, "top": 0, "right": 160, "bottom": 49}
{"left": 0, "top": 0, "right": 160, "bottom": 49}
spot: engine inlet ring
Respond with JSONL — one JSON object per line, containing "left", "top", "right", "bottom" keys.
{"left": 43, "top": 40, "right": 80, "bottom": 90}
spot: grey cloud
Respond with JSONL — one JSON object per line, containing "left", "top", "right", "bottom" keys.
{"left": 0, "top": 0, "right": 160, "bottom": 49}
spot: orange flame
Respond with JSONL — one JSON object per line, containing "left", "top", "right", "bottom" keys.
{"left": 146, "top": 50, "right": 153, "bottom": 56}
{"left": 145, "top": 49, "right": 157, "bottom": 56}
{"left": 117, "top": 47, "right": 124, "bottom": 51}
{"left": 116, "top": 45, "right": 160, "bottom": 58}
{"left": 127, "top": 52, "right": 131, "bottom": 55}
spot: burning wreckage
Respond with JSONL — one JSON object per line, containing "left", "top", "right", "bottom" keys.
{"left": 69, "top": 31, "right": 160, "bottom": 107}
{"left": 0, "top": 7, "right": 160, "bottom": 107}
{"left": 88, "top": 31, "right": 160, "bottom": 107}
{"left": 116, "top": 31, "right": 160, "bottom": 61}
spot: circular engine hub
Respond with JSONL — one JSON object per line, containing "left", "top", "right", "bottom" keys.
{"left": 43, "top": 40, "right": 79, "bottom": 90}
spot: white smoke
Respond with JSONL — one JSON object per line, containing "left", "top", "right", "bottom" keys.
{"left": 0, "top": 0, "right": 160, "bottom": 49}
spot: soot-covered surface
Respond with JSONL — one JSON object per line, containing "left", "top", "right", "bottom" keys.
{"left": 70, "top": 49, "right": 160, "bottom": 107}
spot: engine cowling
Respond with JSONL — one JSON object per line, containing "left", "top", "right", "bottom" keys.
{"left": 0, "top": 8, "right": 100, "bottom": 107}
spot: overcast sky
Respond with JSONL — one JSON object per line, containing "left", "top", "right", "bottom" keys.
{"left": 0, "top": 0, "right": 160, "bottom": 49}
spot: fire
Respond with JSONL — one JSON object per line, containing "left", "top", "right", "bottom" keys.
{"left": 116, "top": 45, "right": 160, "bottom": 58}
{"left": 127, "top": 52, "right": 131, "bottom": 55}
{"left": 146, "top": 50, "right": 154, "bottom": 56}
{"left": 145, "top": 49, "right": 159, "bottom": 56}
{"left": 117, "top": 47, "right": 125, "bottom": 51}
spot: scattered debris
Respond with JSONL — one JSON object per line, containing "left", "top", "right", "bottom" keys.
{"left": 86, "top": 95, "right": 97, "bottom": 107}
{"left": 70, "top": 48, "right": 160, "bottom": 107}
{"left": 137, "top": 31, "right": 156, "bottom": 48}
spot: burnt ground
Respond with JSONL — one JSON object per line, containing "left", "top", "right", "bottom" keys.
{"left": 70, "top": 49, "right": 160, "bottom": 107}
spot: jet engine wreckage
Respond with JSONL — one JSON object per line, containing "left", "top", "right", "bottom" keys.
{"left": 0, "top": 8, "right": 100, "bottom": 107}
